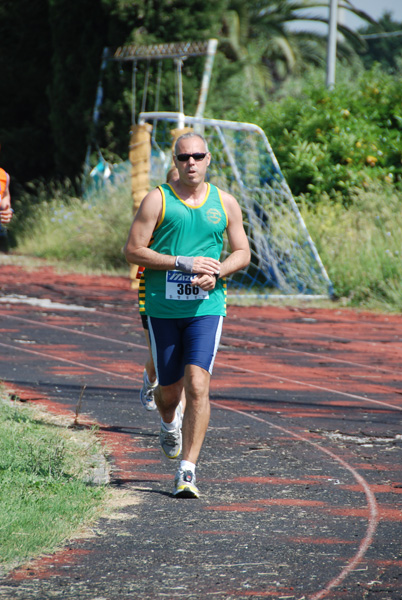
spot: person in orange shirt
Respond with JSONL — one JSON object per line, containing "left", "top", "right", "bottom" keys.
{"left": 0, "top": 167, "right": 13, "bottom": 225}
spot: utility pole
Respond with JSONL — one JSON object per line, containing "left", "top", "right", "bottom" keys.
{"left": 326, "top": 0, "right": 338, "bottom": 88}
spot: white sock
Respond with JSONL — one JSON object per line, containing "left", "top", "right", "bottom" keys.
{"left": 180, "top": 460, "right": 196, "bottom": 473}
{"left": 161, "top": 414, "right": 179, "bottom": 431}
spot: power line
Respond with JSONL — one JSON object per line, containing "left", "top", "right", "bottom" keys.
{"left": 362, "top": 30, "right": 402, "bottom": 39}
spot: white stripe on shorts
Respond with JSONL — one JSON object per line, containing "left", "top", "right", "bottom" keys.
{"left": 208, "top": 315, "right": 223, "bottom": 374}
{"left": 147, "top": 316, "right": 159, "bottom": 382}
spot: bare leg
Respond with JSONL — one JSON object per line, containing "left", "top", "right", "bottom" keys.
{"left": 181, "top": 364, "right": 211, "bottom": 465}
{"left": 155, "top": 364, "right": 209, "bottom": 446}
{"left": 143, "top": 330, "right": 157, "bottom": 383}
{"left": 155, "top": 378, "right": 184, "bottom": 424}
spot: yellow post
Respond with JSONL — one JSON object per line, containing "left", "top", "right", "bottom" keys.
{"left": 129, "top": 122, "right": 152, "bottom": 289}
{"left": 170, "top": 126, "right": 193, "bottom": 157}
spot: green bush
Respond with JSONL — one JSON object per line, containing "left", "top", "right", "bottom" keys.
{"left": 236, "top": 64, "right": 402, "bottom": 205}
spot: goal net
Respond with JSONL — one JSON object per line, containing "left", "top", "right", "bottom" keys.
{"left": 139, "top": 111, "right": 332, "bottom": 301}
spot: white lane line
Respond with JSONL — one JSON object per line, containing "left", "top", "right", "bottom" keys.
{"left": 0, "top": 328, "right": 383, "bottom": 598}
{"left": 269, "top": 344, "right": 400, "bottom": 376}
{"left": 0, "top": 341, "right": 142, "bottom": 384}
{"left": 3, "top": 305, "right": 400, "bottom": 376}
{"left": 0, "top": 341, "right": 381, "bottom": 599}
{"left": 0, "top": 294, "right": 95, "bottom": 311}
{"left": 221, "top": 332, "right": 401, "bottom": 376}
{"left": 1, "top": 313, "right": 400, "bottom": 389}
{"left": 1, "top": 313, "right": 400, "bottom": 413}
{"left": 1, "top": 313, "right": 147, "bottom": 350}
{"left": 215, "top": 359, "right": 402, "bottom": 413}
{"left": 211, "top": 400, "right": 379, "bottom": 600}
{"left": 235, "top": 314, "right": 402, "bottom": 346}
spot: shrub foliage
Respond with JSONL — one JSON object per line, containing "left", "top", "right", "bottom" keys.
{"left": 237, "top": 65, "right": 402, "bottom": 205}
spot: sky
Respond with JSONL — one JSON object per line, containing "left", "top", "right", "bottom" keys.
{"left": 341, "top": 0, "right": 402, "bottom": 30}
{"left": 290, "top": 0, "right": 402, "bottom": 33}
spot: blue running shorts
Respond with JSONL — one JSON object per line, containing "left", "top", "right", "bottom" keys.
{"left": 147, "top": 315, "right": 223, "bottom": 386}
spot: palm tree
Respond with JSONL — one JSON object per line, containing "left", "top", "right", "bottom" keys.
{"left": 219, "top": 0, "right": 377, "bottom": 100}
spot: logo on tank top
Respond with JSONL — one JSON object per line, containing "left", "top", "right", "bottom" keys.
{"left": 206, "top": 208, "right": 222, "bottom": 224}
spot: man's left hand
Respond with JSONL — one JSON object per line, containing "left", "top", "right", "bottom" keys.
{"left": 0, "top": 207, "right": 13, "bottom": 224}
{"left": 191, "top": 273, "right": 217, "bottom": 291}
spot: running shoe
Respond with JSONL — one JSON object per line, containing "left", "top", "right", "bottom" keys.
{"left": 159, "top": 417, "right": 182, "bottom": 459}
{"left": 173, "top": 468, "right": 200, "bottom": 498}
{"left": 140, "top": 370, "right": 158, "bottom": 411}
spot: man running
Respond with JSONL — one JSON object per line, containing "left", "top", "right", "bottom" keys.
{"left": 124, "top": 132, "right": 250, "bottom": 498}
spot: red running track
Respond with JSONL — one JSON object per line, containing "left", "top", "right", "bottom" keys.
{"left": 0, "top": 260, "right": 401, "bottom": 599}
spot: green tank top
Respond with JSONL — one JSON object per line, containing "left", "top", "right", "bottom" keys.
{"left": 139, "top": 182, "right": 228, "bottom": 319}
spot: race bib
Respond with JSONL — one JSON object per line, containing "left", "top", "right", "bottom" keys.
{"left": 165, "top": 271, "right": 209, "bottom": 301}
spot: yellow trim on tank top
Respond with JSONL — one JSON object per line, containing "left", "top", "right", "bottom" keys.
{"left": 216, "top": 187, "right": 229, "bottom": 228}
{"left": 154, "top": 186, "right": 167, "bottom": 231}
{"left": 166, "top": 182, "right": 211, "bottom": 209}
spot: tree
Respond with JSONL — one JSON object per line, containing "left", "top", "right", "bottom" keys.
{"left": 93, "top": 0, "right": 228, "bottom": 163}
{"left": 47, "top": 0, "right": 111, "bottom": 179}
{"left": 0, "top": 0, "right": 54, "bottom": 183}
{"left": 356, "top": 11, "right": 402, "bottom": 72}
{"left": 216, "top": 0, "right": 377, "bottom": 104}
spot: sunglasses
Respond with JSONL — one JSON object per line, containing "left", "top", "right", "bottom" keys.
{"left": 176, "top": 152, "right": 207, "bottom": 162}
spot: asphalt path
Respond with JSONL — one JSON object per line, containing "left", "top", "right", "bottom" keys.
{"left": 0, "top": 260, "right": 401, "bottom": 600}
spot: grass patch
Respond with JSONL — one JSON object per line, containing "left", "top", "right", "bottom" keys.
{"left": 0, "top": 385, "right": 109, "bottom": 573}
{"left": 300, "top": 183, "right": 402, "bottom": 311}
{"left": 12, "top": 176, "right": 133, "bottom": 274}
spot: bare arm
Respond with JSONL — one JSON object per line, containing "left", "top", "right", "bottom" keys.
{"left": 124, "top": 188, "right": 221, "bottom": 275}
{"left": 124, "top": 188, "right": 174, "bottom": 269}
{"left": 219, "top": 190, "right": 250, "bottom": 277}
{"left": 0, "top": 176, "right": 13, "bottom": 224}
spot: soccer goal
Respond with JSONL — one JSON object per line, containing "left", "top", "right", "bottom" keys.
{"left": 138, "top": 111, "right": 333, "bottom": 301}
